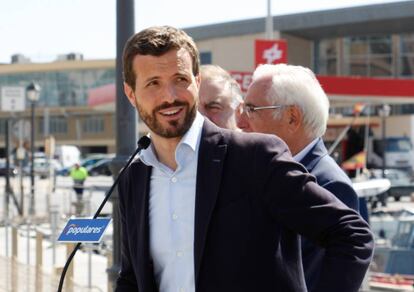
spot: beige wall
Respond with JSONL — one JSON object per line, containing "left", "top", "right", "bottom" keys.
{"left": 197, "top": 32, "right": 264, "bottom": 71}
{"left": 381, "top": 115, "right": 414, "bottom": 138}
{"left": 282, "top": 34, "right": 312, "bottom": 68}
{"left": 196, "top": 32, "right": 312, "bottom": 72}
{"left": 0, "top": 108, "right": 116, "bottom": 153}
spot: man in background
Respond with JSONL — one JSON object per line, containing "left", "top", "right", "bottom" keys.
{"left": 198, "top": 65, "right": 242, "bottom": 130}
{"left": 70, "top": 162, "right": 88, "bottom": 201}
{"left": 237, "top": 63, "right": 362, "bottom": 291}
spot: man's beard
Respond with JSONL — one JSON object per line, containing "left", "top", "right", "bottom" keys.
{"left": 136, "top": 100, "right": 197, "bottom": 138}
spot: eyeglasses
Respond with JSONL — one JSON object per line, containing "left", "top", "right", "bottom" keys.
{"left": 241, "top": 104, "right": 285, "bottom": 118}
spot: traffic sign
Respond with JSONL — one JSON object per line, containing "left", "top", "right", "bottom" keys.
{"left": 12, "top": 120, "right": 31, "bottom": 140}
{"left": 1, "top": 86, "right": 26, "bottom": 112}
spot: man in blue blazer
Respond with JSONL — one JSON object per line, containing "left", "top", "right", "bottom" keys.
{"left": 237, "top": 64, "right": 366, "bottom": 291}
{"left": 116, "top": 26, "right": 373, "bottom": 292}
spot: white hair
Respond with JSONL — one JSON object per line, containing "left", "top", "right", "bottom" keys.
{"left": 252, "top": 64, "right": 329, "bottom": 138}
{"left": 200, "top": 65, "right": 243, "bottom": 109}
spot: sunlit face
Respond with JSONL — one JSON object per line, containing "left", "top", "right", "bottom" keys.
{"left": 235, "top": 102, "right": 252, "bottom": 132}
{"left": 199, "top": 78, "right": 236, "bottom": 129}
{"left": 124, "top": 48, "right": 200, "bottom": 139}
{"left": 240, "top": 78, "right": 291, "bottom": 141}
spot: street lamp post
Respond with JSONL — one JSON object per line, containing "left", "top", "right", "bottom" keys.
{"left": 378, "top": 104, "right": 391, "bottom": 178}
{"left": 26, "top": 82, "right": 41, "bottom": 216}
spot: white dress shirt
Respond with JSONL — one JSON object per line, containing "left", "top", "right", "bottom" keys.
{"left": 293, "top": 138, "right": 319, "bottom": 162}
{"left": 139, "top": 112, "right": 204, "bottom": 292}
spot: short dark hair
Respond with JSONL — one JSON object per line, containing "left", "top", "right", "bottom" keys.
{"left": 123, "top": 26, "right": 200, "bottom": 89}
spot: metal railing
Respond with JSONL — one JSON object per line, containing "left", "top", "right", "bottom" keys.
{"left": 1, "top": 180, "right": 113, "bottom": 292}
{"left": 1, "top": 220, "right": 111, "bottom": 291}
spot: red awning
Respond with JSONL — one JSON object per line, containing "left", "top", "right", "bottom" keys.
{"left": 87, "top": 83, "right": 116, "bottom": 107}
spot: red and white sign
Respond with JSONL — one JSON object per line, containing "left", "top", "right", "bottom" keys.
{"left": 255, "top": 39, "right": 287, "bottom": 67}
{"left": 230, "top": 71, "right": 253, "bottom": 92}
{"left": 229, "top": 72, "right": 414, "bottom": 100}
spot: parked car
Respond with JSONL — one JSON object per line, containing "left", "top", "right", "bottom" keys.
{"left": 23, "top": 158, "right": 62, "bottom": 179}
{"left": 56, "top": 154, "right": 113, "bottom": 176}
{"left": 0, "top": 160, "right": 18, "bottom": 176}
{"left": 86, "top": 158, "right": 113, "bottom": 176}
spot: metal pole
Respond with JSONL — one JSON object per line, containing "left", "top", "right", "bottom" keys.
{"left": 5, "top": 223, "right": 9, "bottom": 257}
{"left": 4, "top": 119, "right": 10, "bottom": 219}
{"left": 29, "top": 101, "right": 36, "bottom": 216}
{"left": 3, "top": 120, "right": 10, "bottom": 257}
{"left": 382, "top": 114, "right": 386, "bottom": 178}
{"left": 108, "top": 0, "right": 136, "bottom": 288}
{"left": 19, "top": 160, "right": 24, "bottom": 217}
{"left": 27, "top": 220, "right": 31, "bottom": 264}
{"left": 88, "top": 244, "right": 92, "bottom": 288}
{"left": 17, "top": 119, "right": 25, "bottom": 215}
{"left": 266, "top": 0, "right": 273, "bottom": 39}
{"left": 363, "top": 104, "right": 371, "bottom": 169}
{"left": 50, "top": 205, "right": 58, "bottom": 266}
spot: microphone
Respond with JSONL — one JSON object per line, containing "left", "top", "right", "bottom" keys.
{"left": 57, "top": 135, "right": 151, "bottom": 292}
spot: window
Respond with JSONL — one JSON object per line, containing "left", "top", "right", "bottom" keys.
{"left": 83, "top": 116, "right": 104, "bottom": 133}
{"left": 39, "top": 117, "right": 68, "bottom": 134}
{"left": 386, "top": 138, "right": 412, "bottom": 152}
{"left": 343, "top": 35, "right": 393, "bottom": 77}
{"left": 200, "top": 52, "right": 212, "bottom": 65}
{"left": 400, "top": 33, "right": 414, "bottom": 77}
{"left": 318, "top": 39, "right": 337, "bottom": 75}
{"left": 0, "top": 68, "right": 116, "bottom": 107}
{"left": 0, "top": 119, "right": 6, "bottom": 135}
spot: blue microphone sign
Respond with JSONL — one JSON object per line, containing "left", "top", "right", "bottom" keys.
{"left": 58, "top": 218, "right": 111, "bottom": 243}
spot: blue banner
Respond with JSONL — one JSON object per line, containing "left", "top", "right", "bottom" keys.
{"left": 58, "top": 218, "right": 111, "bottom": 243}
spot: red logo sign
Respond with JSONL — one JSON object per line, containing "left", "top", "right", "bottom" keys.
{"left": 230, "top": 71, "right": 253, "bottom": 92}
{"left": 255, "top": 39, "right": 287, "bottom": 67}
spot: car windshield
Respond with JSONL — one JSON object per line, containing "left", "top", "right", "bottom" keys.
{"left": 386, "top": 138, "right": 412, "bottom": 152}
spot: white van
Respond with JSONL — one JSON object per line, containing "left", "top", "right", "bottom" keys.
{"left": 54, "top": 145, "right": 81, "bottom": 168}
{"left": 368, "top": 136, "right": 414, "bottom": 173}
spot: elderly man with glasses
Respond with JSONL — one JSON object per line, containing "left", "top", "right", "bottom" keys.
{"left": 238, "top": 63, "right": 364, "bottom": 291}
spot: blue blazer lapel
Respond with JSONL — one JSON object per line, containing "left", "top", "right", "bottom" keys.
{"left": 300, "top": 138, "right": 328, "bottom": 172}
{"left": 194, "top": 120, "right": 227, "bottom": 286}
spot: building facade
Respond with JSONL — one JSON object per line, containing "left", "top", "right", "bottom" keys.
{"left": 0, "top": 60, "right": 116, "bottom": 155}
{"left": 1, "top": 1, "right": 414, "bottom": 158}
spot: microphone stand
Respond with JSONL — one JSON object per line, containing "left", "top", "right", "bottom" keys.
{"left": 57, "top": 136, "right": 151, "bottom": 292}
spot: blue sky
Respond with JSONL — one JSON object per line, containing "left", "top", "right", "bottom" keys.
{"left": 0, "top": 0, "right": 407, "bottom": 63}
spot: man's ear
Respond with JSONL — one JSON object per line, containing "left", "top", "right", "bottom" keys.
{"left": 195, "top": 74, "right": 201, "bottom": 89}
{"left": 124, "top": 82, "right": 137, "bottom": 108}
{"left": 287, "top": 105, "right": 302, "bottom": 133}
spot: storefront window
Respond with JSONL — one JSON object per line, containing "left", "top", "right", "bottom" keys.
{"left": 83, "top": 116, "right": 104, "bottom": 133}
{"left": 343, "top": 35, "right": 392, "bottom": 77}
{"left": 319, "top": 39, "right": 337, "bottom": 75}
{"left": 38, "top": 117, "right": 68, "bottom": 134}
{"left": 348, "top": 56, "right": 368, "bottom": 76}
{"left": 0, "top": 68, "right": 116, "bottom": 107}
{"left": 349, "top": 36, "right": 369, "bottom": 55}
{"left": 400, "top": 33, "right": 414, "bottom": 77}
